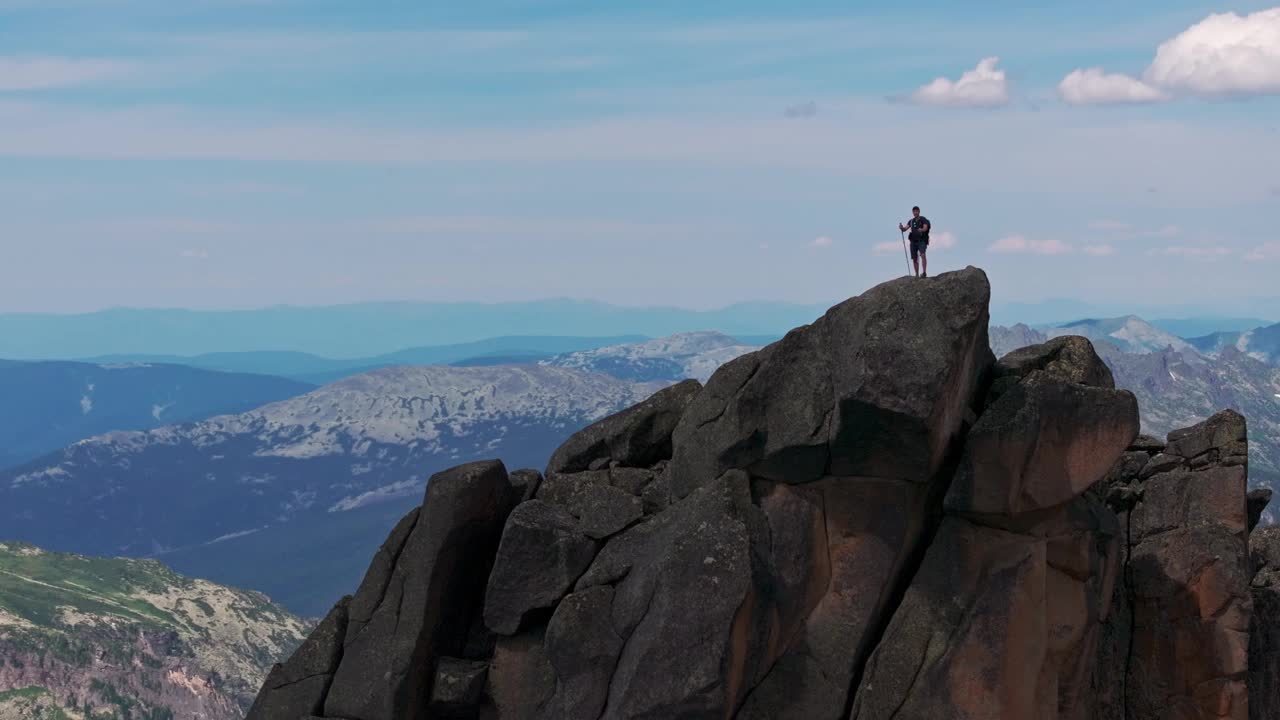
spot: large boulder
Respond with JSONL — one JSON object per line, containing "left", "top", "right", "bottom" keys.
{"left": 946, "top": 373, "right": 1139, "bottom": 516}
{"left": 545, "top": 379, "right": 702, "bottom": 476}
{"left": 994, "top": 334, "right": 1115, "bottom": 389}
{"left": 483, "top": 500, "right": 599, "bottom": 636}
{"left": 669, "top": 266, "right": 994, "bottom": 496}
{"left": 567, "top": 470, "right": 775, "bottom": 719}
{"left": 535, "top": 471, "right": 644, "bottom": 540}
{"left": 322, "top": 460, "right": 520, "bottom": 720}
{"left": 1166, "top": 409, "right": 1247, "bottom": 464}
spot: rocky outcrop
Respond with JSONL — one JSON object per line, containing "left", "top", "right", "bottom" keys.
{"left": 852, "top": 325, "right": 1134, "bottom": 720}
{"left": 1098, "top": 410, "right": 1253, "bottom": 720}
{"left": 254, "top": 267, "right": 1269, "bottom": 720}
{"left": 249, "top": 460, "right": 524, "bottom": 720}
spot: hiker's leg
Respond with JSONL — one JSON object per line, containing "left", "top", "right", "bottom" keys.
{"left": 921, "top": 251, "right": 928, "bottom": 277}
{"left": 910, "top": 246, "right": 920, "bottom": 276}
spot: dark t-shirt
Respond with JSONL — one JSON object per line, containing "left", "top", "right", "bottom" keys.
{"left": 907, "top": 216, "right": 931, "bottom": 242}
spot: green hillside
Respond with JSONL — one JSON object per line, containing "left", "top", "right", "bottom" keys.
{"left": 0, "top": 542, "right": 308, "bottom": 720}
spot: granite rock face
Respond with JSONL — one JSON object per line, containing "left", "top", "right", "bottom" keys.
{"left": 851, "top": 333, "right": 1133, "bottom": 720}
{"left": 1097, "top": 409, "right": 1254, "bottom": 720}
{"left": 252, "top": 268, "right": 1268, "bottom": 720}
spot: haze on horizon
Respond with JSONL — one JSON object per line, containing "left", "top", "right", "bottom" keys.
{"left": 2, "top": 0, "right": 1278, "bottom": 314}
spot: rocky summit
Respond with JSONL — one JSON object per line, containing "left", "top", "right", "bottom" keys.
{"left": 249, "top": 266, "right": 1274, "bottom": 720}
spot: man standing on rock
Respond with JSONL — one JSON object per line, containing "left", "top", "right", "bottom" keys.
{"left": 899, "top": 206, "right": 931, "bottom": 278}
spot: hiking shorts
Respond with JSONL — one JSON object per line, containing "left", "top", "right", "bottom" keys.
{"left": 910, "top": 239, "right": 928, "bottom": 260}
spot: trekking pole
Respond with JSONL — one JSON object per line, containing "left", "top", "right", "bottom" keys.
{"left": 900, "top": 229, "right": 912, "bottom": 277}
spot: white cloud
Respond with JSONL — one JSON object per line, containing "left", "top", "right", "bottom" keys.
{"left": 179, "top": 249, "right": 210, "bottom": 259}
{"left": 908, "top": 57, "right": 1010, "bottom": 108}
{"left": 931, "top": 230, "right": 957, "bottom": 249}
{"left": 1155, "top": 246, "right": 1233, "bottom": 259}
{"left": 1083, "top": 244, "right": 1117, "bottom": 256}
{"left": 1145, "top": 8, "right": 1280, "bottom": 97}
{"left": 811, "top": 236, "right": 833, "bottom": 248}
{"left": 1089, "top": 220, "right": 1131, "bottom": 231}
{"left": 987, "top": 235, "right": 1073, "bottom": 255}
{"left": 1057, "top": 68, "right": 1169, "bottom": 105}
{"left": 1245, "top": 242, "right": 1280, "bottom": 261}
{"left": 1063, "top": 8, "right": 1280, "bottom": 104}
{"left": 0, "top": 57, "right": 130, "bottom": 91}
{"left": 872, "top": 241, "right": 902, "bottom": 256}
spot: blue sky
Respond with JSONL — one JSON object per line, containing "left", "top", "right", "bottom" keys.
{"left": 1, "top": 1, "right": 1278, "bottom": 314}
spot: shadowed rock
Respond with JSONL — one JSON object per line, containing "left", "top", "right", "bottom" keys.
{"left": 946, "top": 373, "right": 1139, "bottom": 516}
{"left": 509, "top": 469, "right": 544, "bottom": 502}
{"left": 484, "top": 625, "right": 556, "bottom": 719}
{"left": 571, "top": 470, "right": 775, "bottom": 719}
{"left": 323, "top": 460, "right": 519, "bottom": 720}
{"left": 1250, "top": 527, "right": 1280, "bottom": 720}
{"left": 542, "top": 586, "right": 624, "bottom": 720}
{"left": 429, "top": 657, "right": 489, "bottom": 718}
{"left": 545, "top": 379, "right": 702, "bottom": 476}
{"left": 1249, "top": 489, "right": 1273, "bottom": 533}
{"left": 535, "top": 471, "right": 643, "bottom": 540}
{"left": 484, "top": 500, "right": 598, "bottom": 636}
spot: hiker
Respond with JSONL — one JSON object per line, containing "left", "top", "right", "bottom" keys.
{"left": 898, "top": 206, "right": 931, "bottom": 278}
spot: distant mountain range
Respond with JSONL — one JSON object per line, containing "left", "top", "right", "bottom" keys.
{"left": 1187, "top": 323, "right": 1280, "bottom": 367}
{"left": 1044, "top": 315, "right": 1204, "bottom": 357}
{"left": 0, "top": 541, "right": 306, "bottom": 720}
{"left": 0, "top": 300, "right": 828, "bottom": 359}
{"left": 0, "top": 365, "right": 655, "bottom": 614}
{"left": 1148, "top": 316, "right": 1276, "bottom": 339}
{"left": 80, "top": 335, "right": 647, "bottom": 385}
{"left": 0, "top": 361, "right": 312, "bottom": 470}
